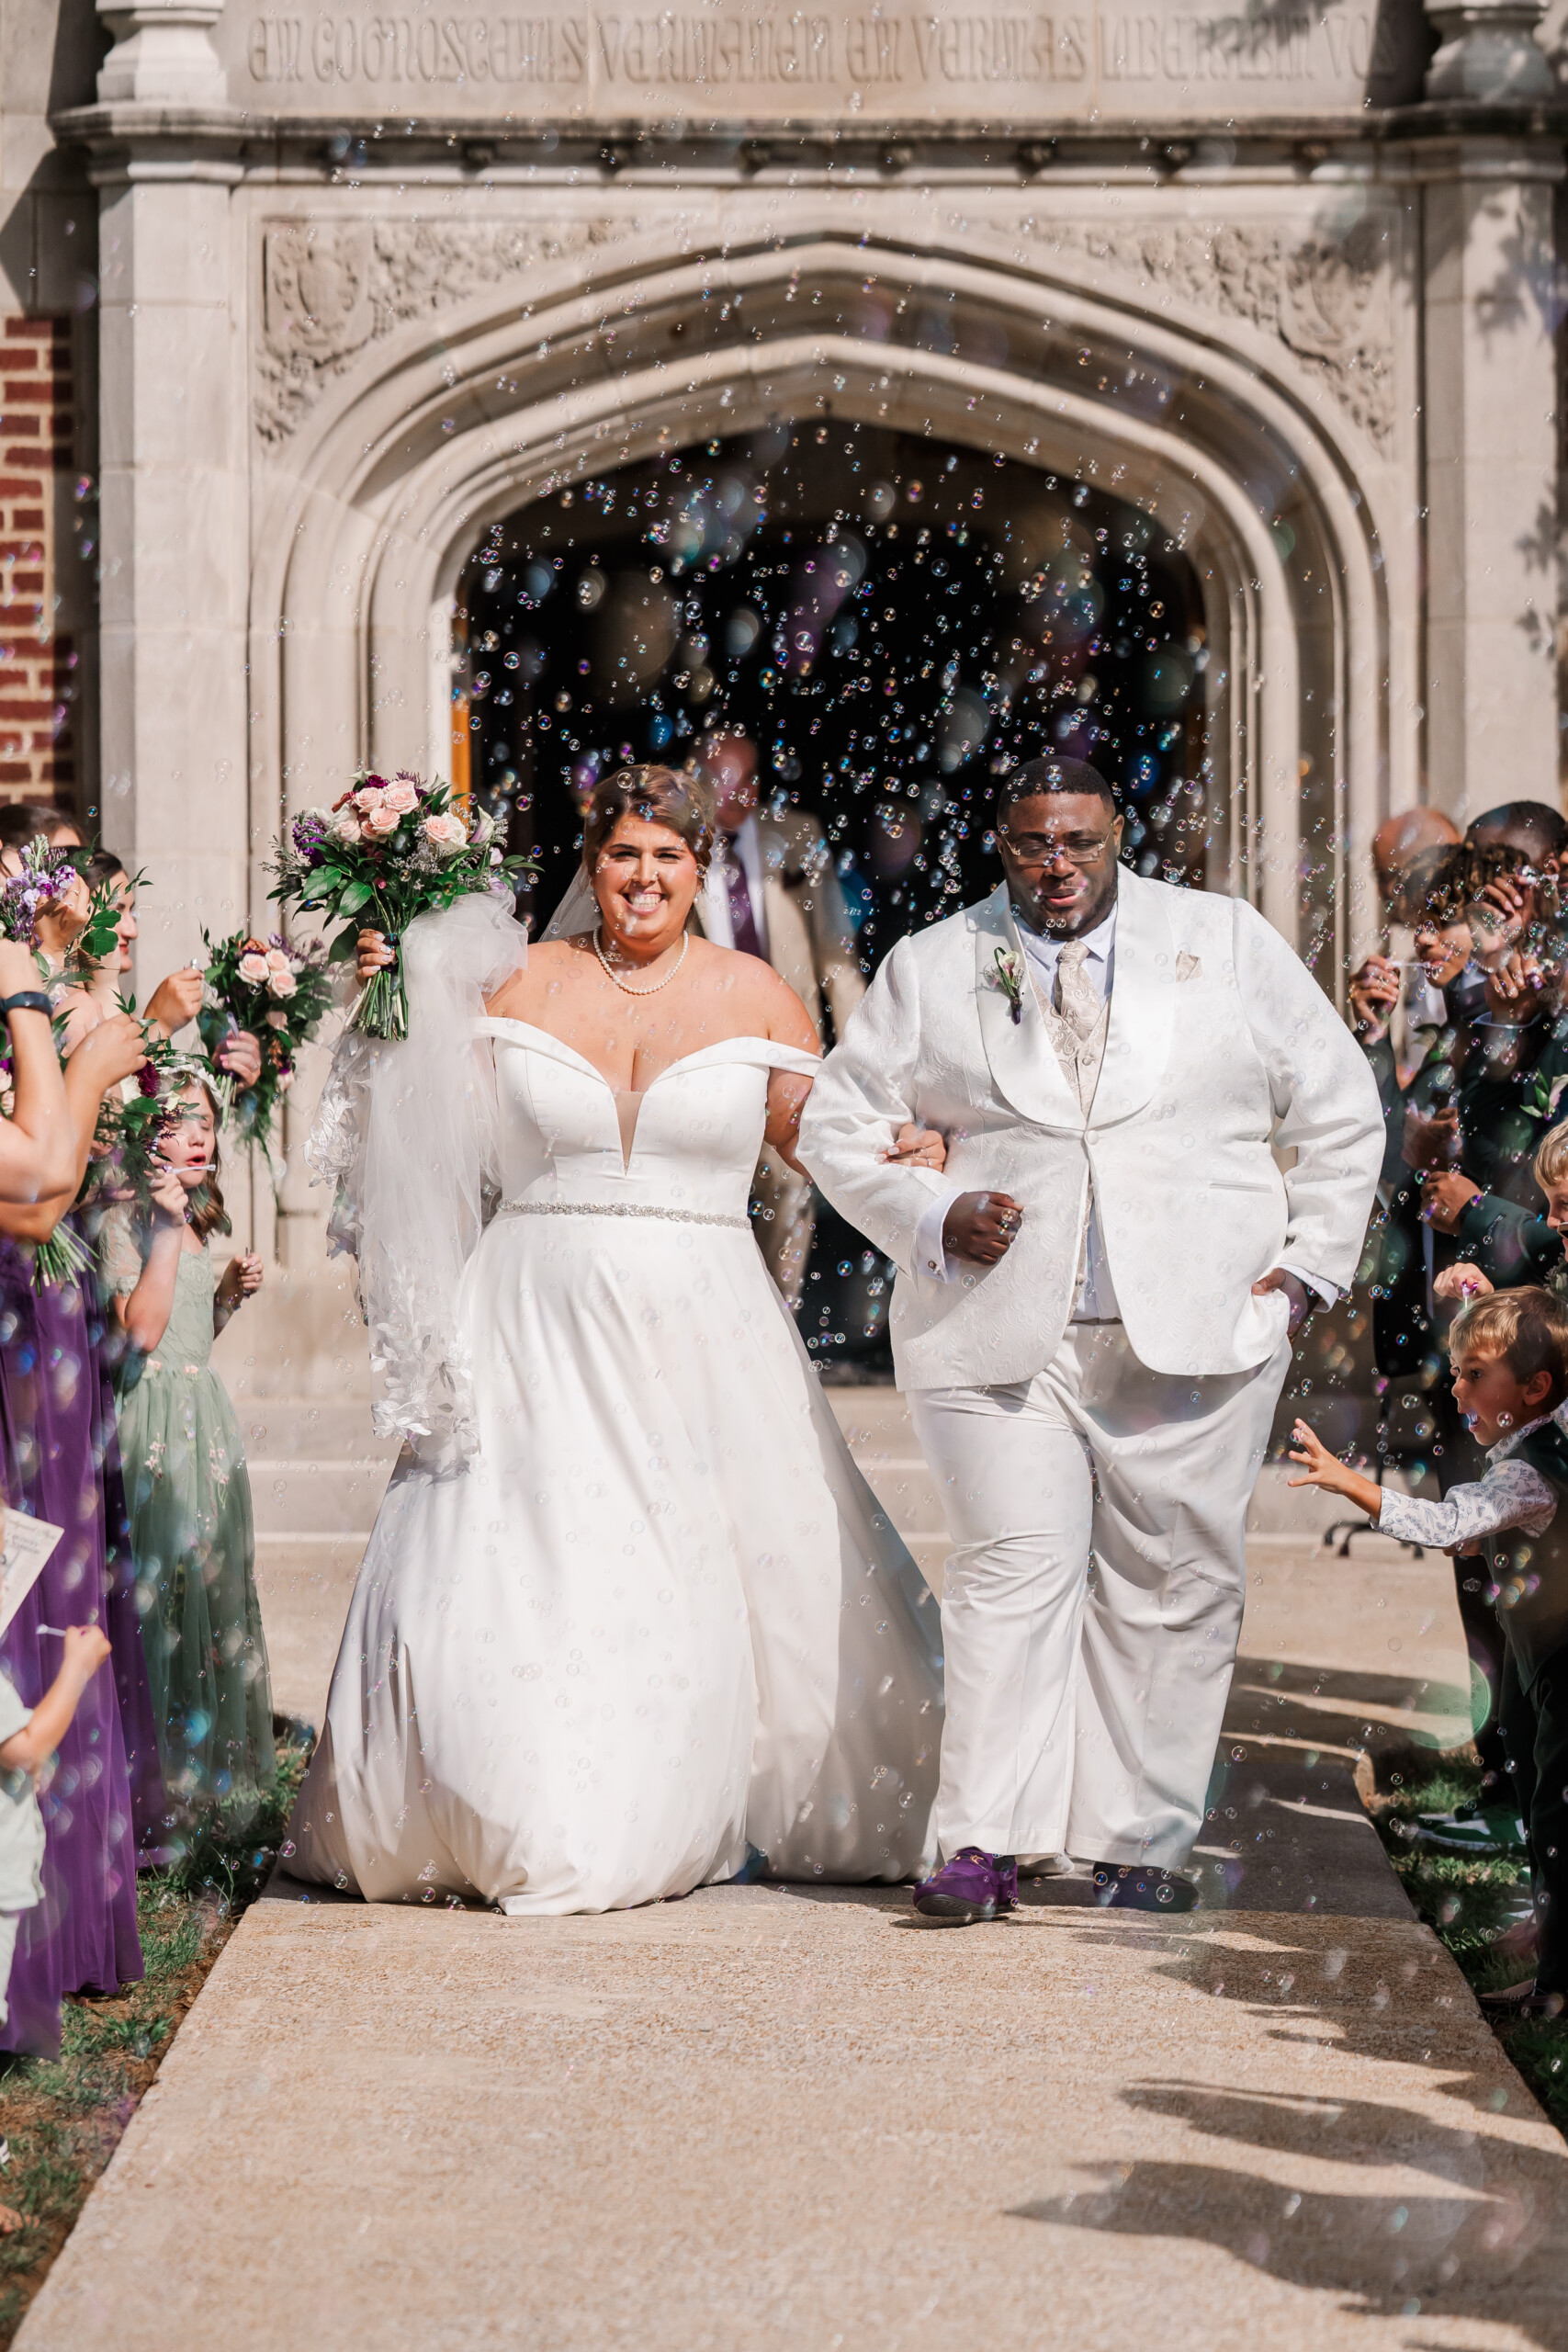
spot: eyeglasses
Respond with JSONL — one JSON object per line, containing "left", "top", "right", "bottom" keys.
{"left": 1001, "top": 831, "right": 1116, "bottom": 867}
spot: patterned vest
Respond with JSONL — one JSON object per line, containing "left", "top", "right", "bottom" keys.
{"left": 1025, "top": 964, "right": 1109, "bottom": 1116}
{"left": 1484, "top": 1421, "right": 1568, "bottom": 1690}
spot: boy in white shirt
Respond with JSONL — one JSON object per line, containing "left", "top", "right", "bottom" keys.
{"left": 0, "top": 1623, "right": 112, "bottom": 2231}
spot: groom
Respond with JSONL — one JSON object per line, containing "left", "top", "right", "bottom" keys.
{"left": 798, "top": 756, "right": 1382, "bottom": 1917}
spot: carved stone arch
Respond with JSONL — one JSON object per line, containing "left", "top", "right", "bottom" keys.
{"left": 252, "top": 226, "right": 1397, "bottom": 1011}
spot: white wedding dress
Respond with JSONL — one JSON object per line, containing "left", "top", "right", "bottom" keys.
{"left": 288, "top": 1018, "right": 942, "bottom": 1913}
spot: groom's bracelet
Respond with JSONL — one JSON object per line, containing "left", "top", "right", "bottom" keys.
{"left": 0, "top": 991, "right": 54, "bottom": 1022}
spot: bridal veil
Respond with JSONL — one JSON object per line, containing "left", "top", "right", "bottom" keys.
{"left": 307, "top": 892, "right": 527, "bottom": 1469}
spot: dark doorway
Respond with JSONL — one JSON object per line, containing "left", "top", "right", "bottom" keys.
{"left": 458, "top": 421, "right": 1209, "bottom": 1370}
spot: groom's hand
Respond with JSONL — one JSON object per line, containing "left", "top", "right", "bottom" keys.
{"left": 943, "top": 1191, "right": 1024, "bottom": 1267}
{"left": 1251, "top": 1266, "right": 1313, "bottom": 1336}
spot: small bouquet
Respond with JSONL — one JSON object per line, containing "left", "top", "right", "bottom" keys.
{"left": 8, "top": 1019, "right": 180, "bottom": 1299}
{"left": 86, "top": 1016, "right": 197, "bottom": 1221}
{"left": 197, "top": 929, "right": 333, "bottom": 1164}
{"left": 268, "top": 774, "right": 532, "bottom": 1041}
{"left": 0, "top": 836, "right": 127, "bottom": 969}
{"left": 0, "top": 841, "right": 148, "bottom": 1291}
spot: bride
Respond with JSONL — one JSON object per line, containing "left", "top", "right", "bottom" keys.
{"left": 287, "top": 764, "right": 944, "bottom": 1913}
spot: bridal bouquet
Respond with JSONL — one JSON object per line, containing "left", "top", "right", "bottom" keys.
{"left": 268, "top": 774, "right": 531, "bottom": 1041}
{"left": 197, "top": 928, "right": 333, "bottom": 1161}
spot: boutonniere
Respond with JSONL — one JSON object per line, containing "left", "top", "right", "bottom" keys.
{"left": 1526, "top": 1068, "right": 1568, "bottom": 1125}
{"left": 989, "top": 946, "right": 1026, "bottom": 1025}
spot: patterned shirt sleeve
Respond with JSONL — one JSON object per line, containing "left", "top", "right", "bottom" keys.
{"left": 1378, "top": 1462, "right": 1557, "bottom": 1550}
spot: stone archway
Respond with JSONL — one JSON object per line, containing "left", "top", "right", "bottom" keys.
{"left": 249, "top": 220, "right": 1400, "bottom": 1257}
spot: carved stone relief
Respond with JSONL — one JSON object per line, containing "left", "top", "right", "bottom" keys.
{"left": 255, "top": 216, "right": 622, "bottom": 441}
{"left": 256, "top": 208, "right": 1394, "bottom": 458}
{"left": 1032, "top": 214, "right": 1395, "bottom": 450}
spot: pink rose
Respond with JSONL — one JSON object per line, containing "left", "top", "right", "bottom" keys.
{"left": 333, "top": 808, "right": 362, "bottom": 842}
{"left": 265, "top": 1008, "right": 290, "bottom": 1029}
{"left": 354, "top": 785, "right": 387, "bottom": 815}
{"left": 265, "top": 947, "right": 292, "bottom": 973}
{"left": 237, "top": 952, "right": 270, "bottom": 984}
{"left": 267, "top": 968, "right": 298, "bottom": 1000}
{"left": 365, "top": 799, "right": 401, "bottom": 837}
{"left": 383, "top": 780, "right": 419, "bottom": 816}
{"left": 423, "top": 812, "right": 467, "bottom": 854}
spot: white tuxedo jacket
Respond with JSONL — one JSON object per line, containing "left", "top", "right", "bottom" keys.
{"left": 797, "top": 870, "right": 1383, "bottom": 1390}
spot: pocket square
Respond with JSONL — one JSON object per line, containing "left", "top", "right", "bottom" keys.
{"left": 1176, "top": 950, "right": 1202, "bottom": 981}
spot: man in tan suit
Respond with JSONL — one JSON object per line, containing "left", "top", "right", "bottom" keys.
{"left": 693, "top": 730, "right": 865, "bottom": 1306}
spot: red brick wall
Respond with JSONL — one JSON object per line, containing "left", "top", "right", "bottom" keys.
{"left": 0, "top": 317, "right": 74, "bottom": 809}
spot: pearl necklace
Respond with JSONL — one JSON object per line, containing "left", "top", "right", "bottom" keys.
{"left": 592, "top": 925, "right": 688, "bottom": 997}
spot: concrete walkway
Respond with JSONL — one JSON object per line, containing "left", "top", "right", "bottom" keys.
{"left": 17, "top": 1406, "right": 1568, "bottom": 2352}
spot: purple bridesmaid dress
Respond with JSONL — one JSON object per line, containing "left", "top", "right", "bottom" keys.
{"left": 0, "top": 1235, "right": 152, "bottom": 2056}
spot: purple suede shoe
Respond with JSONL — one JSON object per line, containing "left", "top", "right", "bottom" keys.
{"left": 913, "top": 1848, "right": 1020, "bottom": 1924}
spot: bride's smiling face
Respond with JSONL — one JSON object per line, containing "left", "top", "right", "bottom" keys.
{"left": 592, "top": 814, "right": 703, "bottom": 950}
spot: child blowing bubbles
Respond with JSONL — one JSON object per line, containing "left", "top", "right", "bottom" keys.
{"left": 0, "top": 1625, "right": 110, "bottom": 2229}
{"left": 1291, "top": 1287, "right": 1568, "bottom": 2014}
{"left": 100, "top": 1078, "right": 274, "bottom": 1811}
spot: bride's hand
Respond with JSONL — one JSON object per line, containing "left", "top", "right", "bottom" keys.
{"left": 881, "top": 1124, "right": 949, "bottom": 1172}
{"left": 356, "top": 930, "right": 396, "bottom": 981}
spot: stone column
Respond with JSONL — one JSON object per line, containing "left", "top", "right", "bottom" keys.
{"left": 92, "top": 0, "right": 247, "bottom": 982}
{"left": 1421, "top": 117, "right": 1562, "bottom": 821}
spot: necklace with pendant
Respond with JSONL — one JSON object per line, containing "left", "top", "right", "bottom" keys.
{"left": 593, "top": 926, "right": 688, "bottom": 998}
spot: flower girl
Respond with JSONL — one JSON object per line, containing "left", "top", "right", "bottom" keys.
{"left": 101, "top": 1074, "right": 274, "bottom": 1808}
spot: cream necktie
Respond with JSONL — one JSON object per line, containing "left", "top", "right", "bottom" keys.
{"left": 1055, "top": 938, "right": 1100, "bottom": 1041}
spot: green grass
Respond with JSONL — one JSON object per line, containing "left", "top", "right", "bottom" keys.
{"left": 0, "top": 1736, "right": 310, "bottom": 2346}
{"left": 159, "top": 1739, "right": 310, "bottom": 1908}
{"left": 1377, "top": 1763, "right": 1487, "bottom": 1820}
{"left": 1368, "top": 1758, "right": 1568, "bottom": 2134}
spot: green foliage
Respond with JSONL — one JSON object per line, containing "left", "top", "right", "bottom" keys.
{"left": 1371, "top": 1757, "right": 1568, "bottom": 2136}
{"left": 196, "top": 928, "right": 334, "bottom": 1165}
{"left": 158, "top": 1736, "right": 309, "bottom": 1907}
{"left": 268, "top": 773, "right": 533, "bottom": 1040}
{"left": 1498, "top": 2018, "right": 1568, "bottom": 2132}
{"left": 1377, "top": 1762, "right": 1485, "bottom": 1820}
{"left": 1387, "top": 1848, "right": 1528, "bottom": 1943}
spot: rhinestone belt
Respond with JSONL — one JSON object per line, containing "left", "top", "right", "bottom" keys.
{"left": 498, "top": 1199, "right": 749, "bottom": 1231}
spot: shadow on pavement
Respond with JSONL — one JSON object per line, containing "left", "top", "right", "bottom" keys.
{"left": 1010, "top": 2080, "right": 1568, "bottom": 2349}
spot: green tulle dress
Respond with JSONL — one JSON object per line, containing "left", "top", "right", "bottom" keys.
{"left": 103, "top": 1210, "right": 274, "bottom": 1807}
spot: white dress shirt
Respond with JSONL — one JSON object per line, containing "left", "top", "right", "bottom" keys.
{"left": 912, "top": 898, "right": 1337, "bottom": 1313}
{"left": 700, "top": 813, "right": 769, "bottom": 957}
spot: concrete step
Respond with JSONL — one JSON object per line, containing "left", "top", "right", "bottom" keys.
{"left": 250, "top": 1389, "right": 1400, "bottom": 1726}
{"left": 235, "top": 1399, "right": 392, "bottom": 1458}
{"left": 239, "top": 1401, "right": 1388, "bottom": 1550}
{"left": 247, "top": 1456, "right": 396, "bottom": 1538}
{"left": 254, "top": 1535, "right": 366, "bottom": 1728}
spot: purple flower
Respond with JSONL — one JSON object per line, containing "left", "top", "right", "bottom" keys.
{"left": 290, "top": 811, "right": 330, "bottom": 867}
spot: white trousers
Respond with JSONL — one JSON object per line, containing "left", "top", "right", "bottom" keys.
{"left": 908, "top": 1319, "right": 1292, "bottom": 1869}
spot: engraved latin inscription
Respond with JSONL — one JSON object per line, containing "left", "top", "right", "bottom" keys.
{"left": 233, "top": 0, "right": 1421, "bottom": 108}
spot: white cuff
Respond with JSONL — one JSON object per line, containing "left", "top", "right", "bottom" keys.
{"left": 1277, "top": 1258, "right": 1337, "bottom": 1308}
{"left": 914, "top": 1186, "right": 963, "bottom": 1282}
